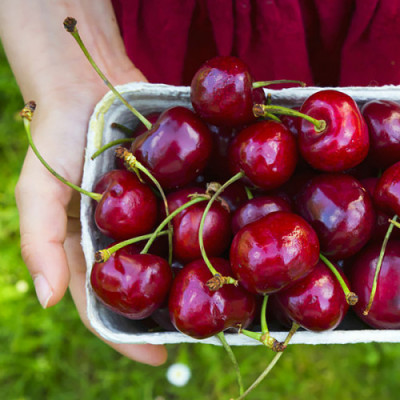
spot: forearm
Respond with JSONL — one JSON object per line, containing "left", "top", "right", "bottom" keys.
{"left": 0, "top": 0, "right": 141, "bottom": 102}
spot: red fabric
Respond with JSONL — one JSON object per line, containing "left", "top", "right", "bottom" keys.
{"left": 111, "top": 0, "right": 400, "bottom": 87}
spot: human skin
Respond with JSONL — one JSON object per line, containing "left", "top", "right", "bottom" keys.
{"left": 0, "top": 0, "right": 167, "bottom": 366}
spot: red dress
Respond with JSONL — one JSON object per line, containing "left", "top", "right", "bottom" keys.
{"left": 111, "top": 0, "right": 400, "bottom": 87}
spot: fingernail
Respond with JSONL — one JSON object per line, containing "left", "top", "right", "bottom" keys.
{"left": 33, "top": 275, "right": 53, "bottom": 308}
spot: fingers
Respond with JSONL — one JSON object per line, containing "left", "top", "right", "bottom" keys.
{"left": 65, "top": 221, "right": 168, "bottom": 366}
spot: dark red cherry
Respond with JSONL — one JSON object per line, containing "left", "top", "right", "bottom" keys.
{"left": 362, "top": 100, "right": 400, "bottom": 168}
{"left": 93, "top": 169, "right": 158, "bottom": 240}
{"left": 274, "top": 260, "right": 350, "bottom": 331}
{"left": 132, "top": 106, "right": 213, "bottom": 190}
{"left": 228, "top": 120, "right": 298, "bottom": 190}
{"left": 231, "top": 195, "right": 292, "bottom": 235}
{"left": 169, "top": 258, "right": 257, "bottom": 339}
{"left": 230, "top": 211, "right": 320, "bottom": 295}
{"left": 190, "top": 56, "right": 264, "bottom": 127}
{"left": 295, "top": 173, "right": 375, "bottom": 260}
{"left": 347, "top": 240, "right": 400, "bottom": 329}
{"left": 166, "top": 187, "right": 232, "bottom": 263}
{"left": 374, "top": 161, "right": 400, "bottom": 216}
{"left": 90, "top": 250, "right": 172, "bottom": 320}
{"left": 298, "top": 90, "right": 369, "bottom": 172}
{"left": 217, "top": 181, "right": 249, "bottom": 213}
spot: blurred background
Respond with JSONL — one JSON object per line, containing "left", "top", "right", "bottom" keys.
{"left": 1, "top": 44, "right": 400, "bottom": 400}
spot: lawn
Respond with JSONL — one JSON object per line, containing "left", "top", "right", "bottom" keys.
{"left": 0, "top": 44, "right": 399, "bottom": 400}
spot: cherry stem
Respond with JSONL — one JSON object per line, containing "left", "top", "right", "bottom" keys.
{"left": 389, "top": 217, "right": 400, "bottom": 229}
{"left": 252, "top": 80, "right": 306, "bottom": 89}
{"left": 111, "top": 122, "right": 133, "bottom": 135}
{"left": 216, "top": 332, "right": 244, "bottom": 396}
{"left": 260, "top": 295, "right": 269, "bottom": 335}
{"left": 319, "top": 254, "right": 358, "bottom": 306}
{"left": 115, "top": 147, "right": 173, "bottom": 264}
{"left": 63, "top": 17, "right": 152, "bottom": 130}
{"left": 234, "top": 322, "right": 299, "bottom": 400}
{"left": 363, "top": 214, "right": 398, "bottom": 315}
{"left": 199, "top": 172, "right": 244, "bottom": 286}
{"left": 140, "top": 195, "right": 209, "bottom": 255}
{"left": 91, "top": 138, "right": 135, "bottom": 160}
{"left": 245, "top": 186, "right": 254, "bottom": 200}
{"left": 253, "top": 104, "right": 326, "bottom": 133}
{"left": 95, "top": 230, "right": 169, "bottom": 263}
{"left": 239, "top": 326, "right": 285, "bottom": 352}
{"left": 21, "top": 102, "right": 102, "bottom": 202}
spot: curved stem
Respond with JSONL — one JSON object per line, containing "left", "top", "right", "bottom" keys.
{"left": 253, "top": 104, "right": 326, "bottom": 133}
{"left": 252, "top": 80, "right": 306, "bottom": 89}
{"left": 216, "top": 332, "right": 244, "bottom": 396}
{"left": 319, "top": 254, "right": 358, "bottom": 305}
{"left": 199, "top": 172, "right": 244, "bottom": 281}
{"left": 364, "top": 214, "right": 398, "bottom": 315}
{"left": 21, "top": 103, "right": 101, "bottom": 202}
{"left": 111, "top": 122, "right": 133, "bottom": 135}
{"left": 260, "top": 295, "right": 269, "bottom": 335}
{"left": 64, "top": 18, "right": 152, "bottom": 130}
{"left": 91, "top": 138, "right": 135, "bottom": 160}
{"left": 234, "top": 323, "right": 299, "bottom": 400}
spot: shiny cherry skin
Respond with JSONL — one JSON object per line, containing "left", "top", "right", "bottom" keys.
{"left": 362, "top": 100, "right": 400, "bottom": 168}
{"left": 298, "top": 90, "right": 369, "bottom": 172}
{"left": 190, "top": 56, "right": 265, "bottom": 127}
{"left": 374, "top": 161, "right": 400, "bottom": 216}
{"left": 230, "top": 211, "right": 320, "bottom": 295}
{"left": 228, "top": 120, "right": 298, "bottom": 190}
{"left": 347, "top": 240, "right": 400, "bottom": 329}
{"left": 274, "top": 260, "right": 350, "bottom": 331}
{"left": 132, "top": 106, "right": 213, "bottom": 190}
{"left": 231, "top": 195, "right": 292, "bottom": 235}
{"left": 165, "top": 187, "right": 232, "bottom": 263}
{"left": 169, "top": 258, "right": 257, "bottom": 339}
{"left": 91, "top": 250, "right": 172, "bottom": 320}
{"left": 295, "top": 173, "right": 375, "bottom": 260}
{"left": 93, "top": 169, "right": 158, "bottom": 241}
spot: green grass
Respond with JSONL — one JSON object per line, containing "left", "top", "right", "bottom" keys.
{"left": 1, "top": 43, "right": 400, "bottom": 400}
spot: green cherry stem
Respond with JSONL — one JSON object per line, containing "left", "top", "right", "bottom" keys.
{"left": 253, "top": 104, "right": 326, "bottom": 133}
{"left": 111, "top": 122, "right": 134, "bottom": 135}
{"left": 91, "top": 138, "right": 135, "bottom": 160}
{"left": 252, "top": 80, "right": 306, "bottom": 89}
{"left": 63, "top": 17, "right": 152, "bottom": 130}
{"left": 234, "top": 322, "right": 299, "bottom": 400}
{"left": 260, "top": 295, "right": 269, "bottom": 335}
{"left": 199, "top": 173, "right": 245, "bottom": 289}
{"left": 216, "top": 332, "right": 244, "bottom": 396}
{"left": 364, "top": 214, "right": 398, "bottom": 315}
{"left": 245, "top": 186, "right": 254, "bottom": 200}
{"left": 389, "top": 217, "right": 400, "bottom": 229}
{"left": 115, "top": 146, "right": 173, "bottom": 264}
{"left": 319, "top": 254, "right": 358, "bottom": 306}
{"left": 95, "top": 230, "right": 170, "bottom": 263}
{"left": 21, "top": 102, "right": 102, "bottom": 202}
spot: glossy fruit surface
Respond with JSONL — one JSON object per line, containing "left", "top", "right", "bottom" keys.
{"left": 374, "top": 161, "right": 400, "bottom": 216}
{"left": 230, "top": 211, "right": 320, "bottom": 295}
{"left": 93, "top": 169, "right": 158, "bottom": 240}
{"left": 228, "top": 120, "right": 298, "bottom": 190}
{"left": 347, "top": 240, "right": 400, "bottom": 329}
{"left": 132, "top": 106, "right": 213, "bottom": 189}
{"left": 91, "top": 250, "right": 172, "bottom": 320}
{"left": 190, "top": 56, "right": 263, "bottom": 127}
{"left": 274, "top": 260, "right": 349, "bottom": 331}
{"left": 295, "top": 173, "right": 375, "bottom": 259}
{"left": 298, "top": 90, "right": 369, "bottom": 172}
{"left": 169, "top": 258, "right": 257, "bottom": 339}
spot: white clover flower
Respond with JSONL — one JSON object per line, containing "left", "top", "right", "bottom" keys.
{"left": 16, "top": 280, "right": 29, "bottom": 293}
{"left": 166, "top": 363, "right": 191, "bottom": 387}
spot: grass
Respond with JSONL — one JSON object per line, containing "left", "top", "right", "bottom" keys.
{"left": 0, "top": 44, "right": 400, "bottom": 400}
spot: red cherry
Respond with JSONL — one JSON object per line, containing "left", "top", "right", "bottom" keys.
{"left": 347, "top": 240, "right": 400, "bottom": 329}
{"left": 132, "top": 106, "right": 213, "bottom": 190}
{"left": 298, "top": 90, "right": 369, "bottom": 172}
{"left": 190, "top": 56, "right": 264, "bottom": 127}
{"left": 230, "top": 211, "right": 320, "bottom": 295}
{"left": 169, "top": 258, "right": 257, "bottom": 339}
{"left": 374, "top": 161, "right": 400, "bottom": 216}
{"left": 228, "top": 120, "right": 298, "bottom": 190}
{"left": 93, "top": 169, "right": 158, "bottom": 240}
{"left": 274, "top": 260, "right": 350, "bottom": 331}
{"left": 91, "top": 250, "right": 172, "bottom": 320}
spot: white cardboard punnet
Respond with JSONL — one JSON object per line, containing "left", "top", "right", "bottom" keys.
{"left": 81, "top": 82, "right": 400, "bottom": 346}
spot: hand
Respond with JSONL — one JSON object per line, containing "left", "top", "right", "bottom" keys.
{"left": 15, "top": 69, "right": 168, "bottom": 366}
